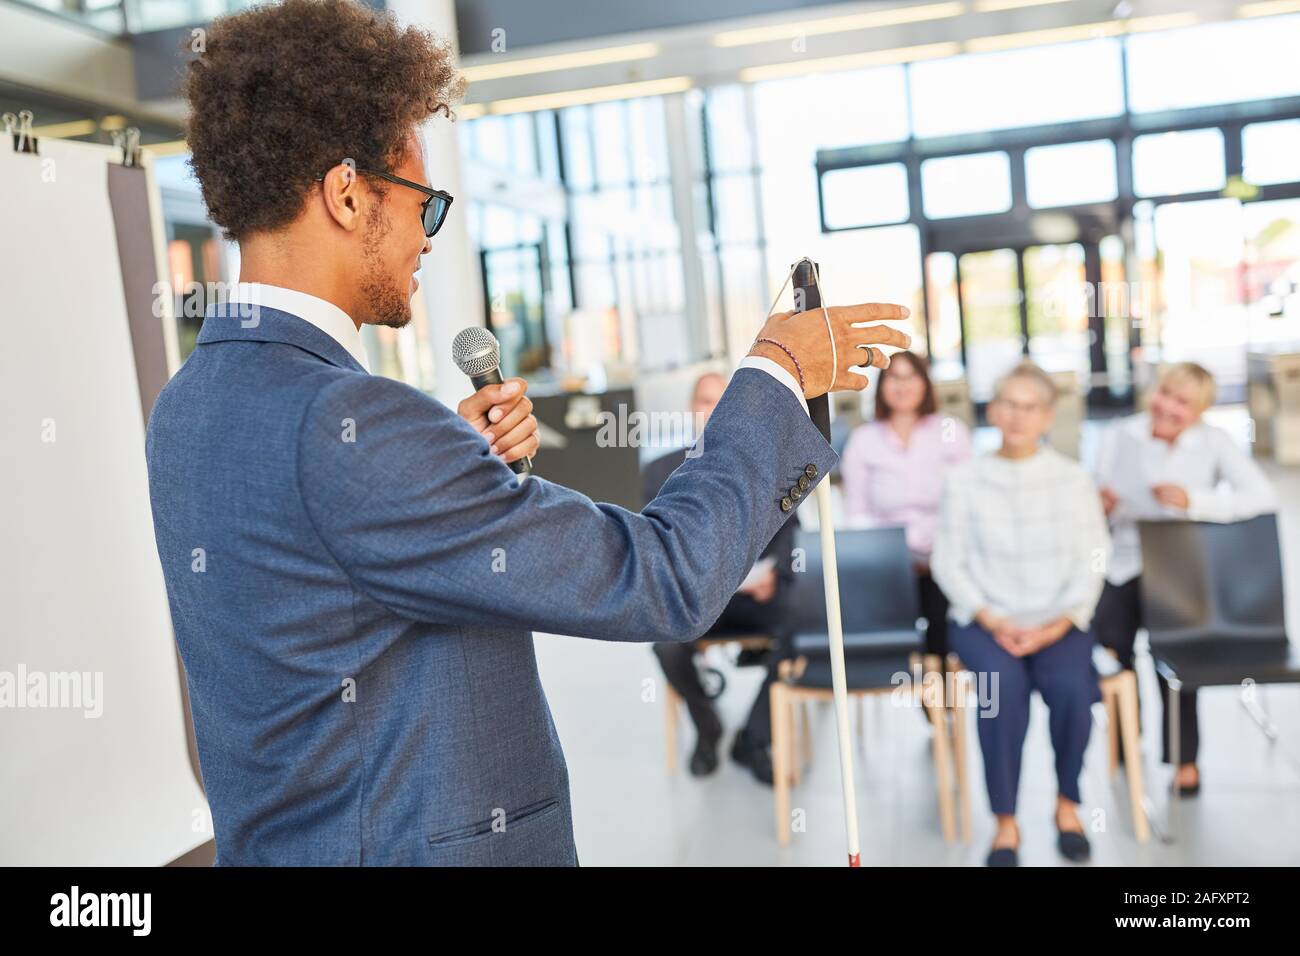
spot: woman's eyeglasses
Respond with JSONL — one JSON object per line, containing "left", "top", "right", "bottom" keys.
{"left": 315, "top": 166, "right": 454, "bottom": 238}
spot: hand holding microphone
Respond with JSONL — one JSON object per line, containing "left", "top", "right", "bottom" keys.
{"left": 452, "top": 327, "right": 536, "bottom": 477}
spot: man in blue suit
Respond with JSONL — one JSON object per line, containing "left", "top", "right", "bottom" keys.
{"left": 147, "top": 0, "right": 908, "bottom": 865}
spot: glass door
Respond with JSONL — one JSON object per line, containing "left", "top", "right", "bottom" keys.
{"left": 925, "top": 237, "right": 1124, "bottom": 407}
{"left": 1141, "top": 198, "right": 1248, "bottom": 391}
{"left": 956, "top": 248, "right": 1024, "bottom": 404}
{"left": 1025, "top": 242, "right": 1091, "bottom": 382}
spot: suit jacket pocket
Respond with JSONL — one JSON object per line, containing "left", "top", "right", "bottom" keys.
{"left": 426, "top": 798, "right": 569, "bottom": 866}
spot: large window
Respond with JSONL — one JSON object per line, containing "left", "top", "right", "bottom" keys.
{"left": 789, "top": 16, "right": 1300, "bottom": 404}
{"left": 711, "top": 73, "right": 920, "bottom": 362}
{"left": 465, "top": 202, "right": 571, "bottom": 379}
{"left": 464, "top": 112, "right": 561, "bottom": 182}
{"left": 909, "top": 40, "right": 1124, "bottom": 139}
{"left": 561, "top": 98, "right": 690, "bottom": 372}
{"left": 462, "top": 96, "right": 699, "bottom": 376}
{"left": 1126, "top": 16, "right": 1300, "bottom": 114}
{"left": 454, "top": 12, "right": 1300, "bottom": 402}
{"left": 752, "top": 66, "right": 909, "bottom": 160}
{"left": 560, "top": 108, "right": 596, "bottom": 190}
{"left": 821, "top": 164, "right": 910, "bottom": 230}
{"left": 1025, "top": 140, "right": 1118, "bottom": 210}
{"left": 1132, "top": 129, "right": 1226, "bottom": 198}
{"left": 461, "top": 110, "right": 572, "bottom": 378}
{"left": 705, "top": 85, "right": 773, "bottom": 364}
{"left": 921, "top": 152, "right": 1012, "bottom": 219}
{"left": 1243, "top": 120, "right": 1300, "bottom": 188}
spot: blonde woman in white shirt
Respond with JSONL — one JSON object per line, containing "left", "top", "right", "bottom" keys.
{"left": 1093, "top": 362, "right": 1276, "bottom": 796}
{"left": 932, "top": 362, "right": 1111, "bottom": 867}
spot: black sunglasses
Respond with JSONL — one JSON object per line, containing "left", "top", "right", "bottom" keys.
{"left": 316, "top": 166, "right": 454, "bottom": 238}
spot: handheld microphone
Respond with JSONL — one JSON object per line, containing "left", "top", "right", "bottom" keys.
{"left": 451, "top": 326, "right": 533, "bottom": 478}
{"left": 792, "top": 259, "right": 832, "bottom": 443}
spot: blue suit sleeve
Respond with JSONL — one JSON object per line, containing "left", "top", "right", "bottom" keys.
{"left": 296, "top": 367, "right": 837, "bottom": 642}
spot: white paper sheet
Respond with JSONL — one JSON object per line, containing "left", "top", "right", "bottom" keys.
{"left": 0, "top": 139, "right": 208, "bottom": 865}
{"left": 739, "top": 556, "right": 777, "bottom": 592}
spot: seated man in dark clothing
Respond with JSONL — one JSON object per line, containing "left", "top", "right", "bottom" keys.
{"left": 645, "top": 372, "right": 798, "bottom": 786}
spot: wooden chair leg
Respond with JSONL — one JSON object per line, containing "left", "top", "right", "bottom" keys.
{"left": 800, "top": 700, "right": 813, "bottom": 773}
{"left": 664, "top": 683, "right": 679, "bottom": 774}
{"left": 1102, "top": 678, "right": 1120, "bottom": 777}
{"left": 788, "top": 690, "right": 802, "bottom": 787}
{"left": 1116, "top": 670, "right": 1150, "bottom": 844}
{"left": 922, "top": 653, "right": 943, "bottom": 707}
{"left": 952, "top": 668, "right": 973, "bottom": 843}
{"left": 772, "top": 682, "right": 792, "bottom": 846}
{"left": 926, "top": 692, "right": 957, "bottom": 843}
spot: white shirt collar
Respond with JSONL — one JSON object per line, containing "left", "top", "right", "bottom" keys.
{"left": 1126, "top": 411, "right": 1208, "bottom": 450}
{"left": 230, "top": 282, "right": 370, "bottom": 372}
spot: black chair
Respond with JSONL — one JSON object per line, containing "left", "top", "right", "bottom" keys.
{"left": 784, "top": 526, "right": 922, "bottom": 685}
{"left": 770, "top": 527, "right": 969, "bottom": 846}
{"left": 1138, "top": 513, "right": 1300, "bottom": 835}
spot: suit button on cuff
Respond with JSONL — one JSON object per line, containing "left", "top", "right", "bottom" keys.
{"left": 779, "top": 497, "right": 793, "bottom": 512}
{"left": 804, "top": 463, "right": 818, "bottom": 479}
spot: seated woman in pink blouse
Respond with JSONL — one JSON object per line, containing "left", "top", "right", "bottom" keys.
{"left": 841, "top": 352, "right": 972, "bottom": 661}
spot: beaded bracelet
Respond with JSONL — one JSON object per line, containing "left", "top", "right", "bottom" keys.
{"left": 753, "top": 337, "right": 805, "bottom": 391}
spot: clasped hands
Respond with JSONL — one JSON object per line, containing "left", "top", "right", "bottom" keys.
{"left": 976, "top": 608, "right": 1073, "bottom": 658}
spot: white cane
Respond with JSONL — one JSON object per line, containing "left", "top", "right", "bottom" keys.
{"left": 814, "top": 475, "right": 860, "bottom": 866}
{"left": 766, "top": 258, "right": 861, "bottom": 866}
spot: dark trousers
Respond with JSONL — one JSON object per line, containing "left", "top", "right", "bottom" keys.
{"left": 949, "top": 621, "right": 1099, "bottom": 816}
{"left": 1093, "top": 578, "right": 1199, "bottom": 764}
{"left": 918, "top": 570, "right": 950, "bottom": 658}
{"left": 653, "top": 593, "right": 789, "bottom": 749}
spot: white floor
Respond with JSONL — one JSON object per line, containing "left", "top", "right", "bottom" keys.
{"left": 535, "top": 410, "right": 1300, "bottom": 866}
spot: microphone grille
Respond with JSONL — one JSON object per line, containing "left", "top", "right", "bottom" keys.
{"left": 451, "top": 326, "right": 501, "bottom": 377}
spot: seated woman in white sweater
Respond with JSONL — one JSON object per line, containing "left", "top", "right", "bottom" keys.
{"left": 932, "top": 362, "right": 1111, "bottom": 867}
{"left": 1093, "top": 362, "right": 1276, "bottom": 795}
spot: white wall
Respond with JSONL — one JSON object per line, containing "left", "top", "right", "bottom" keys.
{"left": 384, "top": 0, "right": 488, "bottom": 407}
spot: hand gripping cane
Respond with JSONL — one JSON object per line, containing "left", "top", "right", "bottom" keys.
{"left": 790, "top": 258, "right": 862, "bottom": 867}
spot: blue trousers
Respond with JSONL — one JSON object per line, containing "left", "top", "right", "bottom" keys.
{"left": 949, "top": 621, "right": 1100, "bottom": 816}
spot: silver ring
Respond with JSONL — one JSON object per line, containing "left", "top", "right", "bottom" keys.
{"left": 858, "top": 344, "right": 875, "bottom": 367}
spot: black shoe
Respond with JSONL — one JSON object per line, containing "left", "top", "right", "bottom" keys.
{"left": 689, "top": 733, "right": 720, "bottom": 776}
{"left": 730, "top": 731, "right": 774, "bottom": 787}
{"left": 1174, "top": 766, "right": 1201, "bottom": 796}
{"left": 1056, "top": 828, "right": 1091, "bottom": 863}
{"left": 1160, "top": 764, "right": 1200, "bottom": 795}
{"left": 687, "top": 708, "right": 722, "bottom": 777}
{"left": 986, "top": 846, "right": 1018, "bottom": 867}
